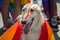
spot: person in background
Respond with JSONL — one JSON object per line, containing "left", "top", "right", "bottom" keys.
{"left": 42, "top": 0, "right": 59, "bottom": 31}
{"left": 48, "top": 0, "right": 58, "bottom": 31}
{"left": 0, "top": 0, "right": 22, "bottom": 35}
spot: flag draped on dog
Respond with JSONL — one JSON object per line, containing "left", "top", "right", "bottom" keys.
{"left": 21, "top": 3, "right": 56, "bottom": 40}
{"left": 39, "top": 20, "right": 55, "bottom": 40}
{"left": 0, "top": 3, "right": 56, "bottom": 40}
{"left": 0, "top": 20, "right": 24, "bottom": 40}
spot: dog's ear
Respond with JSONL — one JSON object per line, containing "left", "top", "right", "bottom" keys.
{"left": 31, "top": 4, "right": 40, "bottom": 12}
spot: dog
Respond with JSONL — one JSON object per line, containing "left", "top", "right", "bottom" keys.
{"left": 20, "top": 3, "right": 46, "bottom": 40}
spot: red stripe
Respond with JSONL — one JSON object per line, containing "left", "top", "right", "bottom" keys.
{"left": 13, "top": 22, "right": 24, "bottom": 40}
{"left": 39, "top": 21, "right": 48, "bottom": 40}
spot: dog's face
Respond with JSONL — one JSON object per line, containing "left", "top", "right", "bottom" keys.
{"left": 21, "top": 3, "right": 40, "bottom": 24}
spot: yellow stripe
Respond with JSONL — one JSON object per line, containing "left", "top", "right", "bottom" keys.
{"left": 51, "top": 34, "right": 55, "bottom": 40}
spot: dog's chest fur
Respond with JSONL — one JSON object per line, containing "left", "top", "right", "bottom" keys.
{"left": 26, "top": 15, "right": 44, "bottom": 40}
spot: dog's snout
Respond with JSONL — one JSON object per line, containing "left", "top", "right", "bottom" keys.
{"left": 21, "top": 20, "right": 26, "bottom": 24}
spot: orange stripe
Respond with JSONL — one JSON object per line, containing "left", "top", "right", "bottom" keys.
{"left": 0, "top": 20, "right": 20, "bottom": 40}
{"left": 45, "top": 21, "right": 55, "bottom": 40}
{"left": 39, "top": 20, "right": 55, "bottom": 40}
{"left": 13, "top": 20, "right": 24, "bottom": 40}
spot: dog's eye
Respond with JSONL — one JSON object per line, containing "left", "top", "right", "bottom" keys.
{"left": 30, "top": 9, "right": 34, "bottom": 12}
{"left": 23, "top": 9, "right": 25, "bottom": 11}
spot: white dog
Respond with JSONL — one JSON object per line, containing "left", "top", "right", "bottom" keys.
{"left": 20, "top": 3, "right": 46, "bottom": 40}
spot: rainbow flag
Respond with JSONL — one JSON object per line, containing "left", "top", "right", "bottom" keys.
{"left": 0, "top": 1, "right": 56, "bottom": 40}
{"left": 21, "top": 3, "right": 56, "bottom": 40}
{"left": 0, "top": 20, "right": 24, "bottom": 40}
{"left": 0, "top": 17, "right": 56, "bottom": 40}
{"left": 39, "top": 20, "right": 56, "bottom": 40}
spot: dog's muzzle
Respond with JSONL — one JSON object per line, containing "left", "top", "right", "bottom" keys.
{"left": 21, "top": 20, "right": 26, "bottom": 24}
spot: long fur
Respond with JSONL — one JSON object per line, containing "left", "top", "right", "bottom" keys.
{"left": 21, "top": 3, "right": 45, "bottom": 40}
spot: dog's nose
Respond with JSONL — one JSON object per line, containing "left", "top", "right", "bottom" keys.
{"left": 21, "top": 20, "right": 26, "bottom": 24}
